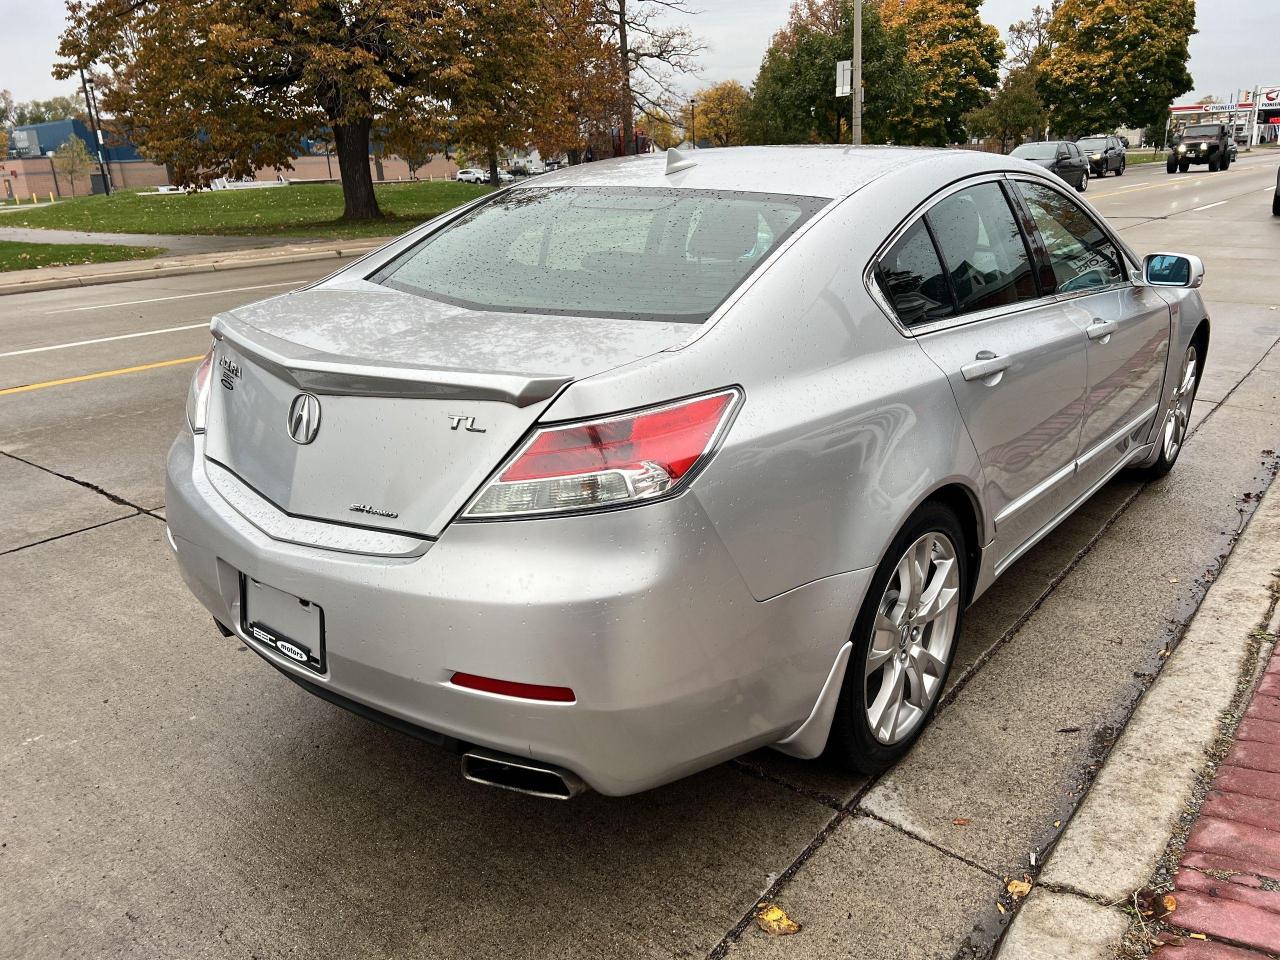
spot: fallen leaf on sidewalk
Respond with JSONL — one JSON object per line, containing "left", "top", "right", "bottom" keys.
{"left": 996, "top": 902, "right": 1006, "bottom": 915}
{"left": 1134, "top": 887, "right": 1175, "bottom": 920}
{"left": 952, "top": 818, "right": 971, "bottom": 826}
{"left": 755, "top": 904, "right": 800, "bottom": 936}
{"left": 1190, "top": 933, "right": 1207, "bottom": 940}
{"left": 1007, "top": 877, "right": 1032, "bottom": 900}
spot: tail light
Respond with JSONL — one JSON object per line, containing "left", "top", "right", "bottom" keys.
{"left": 186, "top": 346, "right": 215, "bottom": 433}
{"left": 463, "top": 388, "right": 740, "bottom": 519}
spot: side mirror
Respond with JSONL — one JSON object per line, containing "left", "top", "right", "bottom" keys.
{"left": 1143, "top": 253, "right": 1205, "bottom": 288}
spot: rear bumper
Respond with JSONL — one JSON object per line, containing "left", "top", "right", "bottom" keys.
{"left": 165, "top": 431, "right": 870, "bottom": 795}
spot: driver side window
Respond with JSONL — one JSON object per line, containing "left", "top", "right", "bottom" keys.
{"left": 1016, "top": 181, "right": 1126, "bottom": 294}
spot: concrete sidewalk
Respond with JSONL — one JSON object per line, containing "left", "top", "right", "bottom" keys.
{"left": 0, "top": 237, "right": 388, "bottom": 296}
{"left": 0, "top": 226, "right": 302, "bottom": 254}
{"left": 998, "top": 481, "right": 1280, "bottom": 959}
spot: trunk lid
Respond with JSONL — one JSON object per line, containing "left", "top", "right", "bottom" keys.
{"left": 203, "top": 281, "right": 692, "bottom": 538}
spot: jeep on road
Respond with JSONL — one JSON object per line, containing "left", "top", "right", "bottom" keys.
{"left": 1168, "top": 123, "right": 1233, "bottom": 173}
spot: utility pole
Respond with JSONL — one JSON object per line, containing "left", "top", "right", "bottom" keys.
{"left": 689, "top": 98, "right": 697, "bottom": 148}
{"left": 851, "top": 0, "right": 863, "bottom": 145}
{"left": 78, "top": 66, "right": 112, "bottom": 195}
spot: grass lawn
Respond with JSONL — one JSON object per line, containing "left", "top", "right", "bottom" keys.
{"left": 1123, "top": 151, "right": 1166, "bottom": 166}
{"left": 0, "top": 180, "right": 491, "bottom": 240}
{"left": 0, "top": 240, "right": 163, "bottom": 273}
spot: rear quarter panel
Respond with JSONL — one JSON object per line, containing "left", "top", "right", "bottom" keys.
{"left": 544, "top": 161, "right": 991, "bottom": 602}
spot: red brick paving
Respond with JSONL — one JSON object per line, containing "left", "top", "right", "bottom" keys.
{"left": 1154, "top": 648, "right": 1280, "bottom": 960}
{"left": 1156, "top": 942, "right": 1277, "bottom": 960}
{"left": 1236, "top": 716, "right": 1280, "bottom": 745}
{"left": 1245, "top": 695, "right": 1280, "bottom": 724}
{"left": 1200, "top": 790, "right": 1280, "bottom": 834}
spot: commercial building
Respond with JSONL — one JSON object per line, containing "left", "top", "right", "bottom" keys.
{"left": 2, "top": 120, "right": 459, "bottom": 202}
{"left": 1168, "top": 86, "right": 1280, "bottom": 145}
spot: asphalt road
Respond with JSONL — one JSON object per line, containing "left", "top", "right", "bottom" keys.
{"left": 2, "top": 151, "right": 1279, "bottom": 960}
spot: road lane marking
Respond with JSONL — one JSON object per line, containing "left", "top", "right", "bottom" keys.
{"left": 1194, "top": 200, "right": 1229, "bottom": 211}
{"left": 46, "top": 280, "right": 299, "bottom": 314}
{"left": 0, "top": 355, "right": 203, "bottom": 397}
{"left": 0, "top": 323, "right": 208, "bottom": 359}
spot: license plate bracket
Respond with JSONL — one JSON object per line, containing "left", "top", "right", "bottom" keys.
{"left": 240, "top": 575, "right": 326, "bottom": 674}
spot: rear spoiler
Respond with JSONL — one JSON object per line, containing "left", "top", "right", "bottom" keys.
{"left": 211, "top": 313, "right": 570, "bottom": 407}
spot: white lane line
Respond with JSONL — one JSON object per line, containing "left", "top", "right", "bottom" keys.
{"left": 0, "top": 322, "right": 211, "bottom": 359}
{"left": 45, "top": 280, "right": 299, "bottom": 315}
{"left": 1193, "top": 200, "right": 1229, "bottom": 211}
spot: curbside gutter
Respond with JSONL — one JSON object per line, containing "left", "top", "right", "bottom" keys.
{"left": 997, "top": 482, "right": 1280, "bottom": 959}
{"left": 0, "top": 239, "right": 389, "bottom": 297}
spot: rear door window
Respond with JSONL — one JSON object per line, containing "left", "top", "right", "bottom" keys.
{"left": 1016, "top": 181, "right": 1127, "bottom": 294}
{"left": 875, "top": 219, "right": 954, "bottom": 327}
{"left": 927, "top": 182, "right": 1039, "bottom": 315}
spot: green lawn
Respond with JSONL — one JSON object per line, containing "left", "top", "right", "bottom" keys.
{"left": 0, "top": 180, "right": 491, "bottom": 240}
{"left": 0, "top": 240, "right": 163, "bottom": 273}
{"left": 1122, "top": 151, "right": 1166, "bottom": 166}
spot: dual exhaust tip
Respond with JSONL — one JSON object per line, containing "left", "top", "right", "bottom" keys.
{"left": 461, "top": 748, "right": 587, "bottom": 800}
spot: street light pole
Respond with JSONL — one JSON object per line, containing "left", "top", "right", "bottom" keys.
{"left": 851, "top": 0, "right": 863, "bottom": 145}
{"left": 689, "top": 98, "right": 697, "bottom": 148}
{"left": 78, "top": 66, "right": 112, "bottom": 195}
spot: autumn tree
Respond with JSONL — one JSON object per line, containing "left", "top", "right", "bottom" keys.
{"left": 746, "top": 0, "right": 915, "bottom": 146}
{"left": 12, "top": 93, "right": 85, "bottom": 126}
{"left": 683, "top": 80, "right": 750, "bottom": 147}
{"left": 962, "top": 65, "right": 1043, "bottom": 151}
{"left": 1006, "top": 4, "right": 1056, "bottom": 70}
{"left": 597, "top": 0, "right": 706, "bottom": 155}
{"left": 1039, "top": 0, "right": 1195, "bottom": 136}
{"left": 0, "top": 90, "right": 12, "bottom": 160}
{"left": 53, "top": 133, "right": 94, "bottom": 195}
{"left": 879, "top": 0, "right": 1003, "bottom": 145}
{"left": 56, "top": 0, "right": 467, "bottom": 221}
{"left": 445, "top": 0, "right": 566, "bottom": 185}
{"left": 644, "top": 111, "right": 680, "bottom": 150}
{"left": 533, "top": 0, "right": 628, "bottom": 164}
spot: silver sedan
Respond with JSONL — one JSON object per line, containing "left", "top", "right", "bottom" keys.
{"left": 166, "top": 146, "right": 1209, "bottom": 797}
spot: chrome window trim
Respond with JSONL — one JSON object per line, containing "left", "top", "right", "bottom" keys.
{"left": 865, "top": 170, "right": 1141, "bottom": 338}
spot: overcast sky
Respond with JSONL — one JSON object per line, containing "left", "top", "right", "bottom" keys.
{"left": 1, "top": 0, "right": 1272, "bottom": 110}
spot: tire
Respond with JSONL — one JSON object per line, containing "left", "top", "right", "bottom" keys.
{"left": 1132, "top": 341, "right": 1201, "bottom": 480}
{"left": 829, "top": 503, "right": 969, "bottom": 775}
{"left": 1179, "top": 160, "right": 1190, "bottom": 173}
{"left": 1221, "top": 152, "right": 1231, "bottom": 171}
{"left": 1077, "top": 169, "right": 1088, "bottom": 192}
{"left": 1167, "top": 156, "right": 1177, "bottom": 174}
{"left": 1116, "top": 159, "right": 1125, "bottom": 177}
{"left": 1208, "top": 155, "right": 1220, "bottom": 172}
{"left": 1273, "top": 192, "right": 1280, "bottom": 216}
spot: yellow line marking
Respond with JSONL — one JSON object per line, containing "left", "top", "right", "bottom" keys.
{"left": 0, "top": 355, "right": 203, "bottom": 397}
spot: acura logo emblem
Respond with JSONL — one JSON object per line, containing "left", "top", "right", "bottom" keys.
{"left": 287, "top": 393, "right": 322, "bottom": 444}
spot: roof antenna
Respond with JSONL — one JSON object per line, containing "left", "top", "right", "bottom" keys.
{"left": 665, "top": 146, "right": 697, "bottom": 175}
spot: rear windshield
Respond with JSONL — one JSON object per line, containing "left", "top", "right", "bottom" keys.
{"left": 1012, "top": 142, "right": 1059, "bottom": 160}
{"left": 1183, "top": 125, "right": 1220, "bottom": 138}
{"left": 1077, "top": 138, "right": 1107, "bottom": 150}
{"left": 373, "top": 186, "right": 827, "bottom": 323}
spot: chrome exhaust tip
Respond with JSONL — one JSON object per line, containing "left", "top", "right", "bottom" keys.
{"left": 461, "top": 748, "right": 587, "bottom": 800}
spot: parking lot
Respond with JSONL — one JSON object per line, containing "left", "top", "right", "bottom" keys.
{"left": 3, "top": 152, "right": 1279, "bottom": 959}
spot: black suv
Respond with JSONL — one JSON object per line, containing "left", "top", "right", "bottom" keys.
{"left": 1077, "top": 135, "right": 1126, "bottom": 177}
{"left": 1168, "top": 123, "right": 1233, "bottom": 173}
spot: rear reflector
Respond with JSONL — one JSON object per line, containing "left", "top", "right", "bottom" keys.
{"left": 450, "top": 672, "right": 576, "bottom": 703}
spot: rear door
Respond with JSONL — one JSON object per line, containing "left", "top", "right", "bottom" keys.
{"left": 875, "top": 178, "right": 1088, "bottom": 566}
{"left": 1011, "top": 179, "right": 1169, "bottom": 492}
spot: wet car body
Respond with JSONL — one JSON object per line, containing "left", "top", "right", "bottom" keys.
{"left": 167, "top": 146, "right": 1210, "bottom": 796}
{"left": 1010, "top": 141, "right": 1089, "bottom": 191}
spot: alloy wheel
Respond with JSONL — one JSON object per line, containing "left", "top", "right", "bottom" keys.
{"left": 1162, "top": 344, "right": 1198, "bottom": 462}
{"left": 864, "top": 531, "right": 961, "bottom": 745}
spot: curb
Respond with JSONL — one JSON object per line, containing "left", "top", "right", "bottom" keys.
{"left": 0, "top": 241, "right": 387, "bottom": 296}
{"left": 997, "top": 484, "right": 1280, "bottom": 959}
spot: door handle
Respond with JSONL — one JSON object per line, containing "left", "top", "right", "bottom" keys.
{"left": 1086, "top": 318, "right": 1117, "bottom": 342}
{"left": 961, "top": 350, "right": 1012, "bottom": 383}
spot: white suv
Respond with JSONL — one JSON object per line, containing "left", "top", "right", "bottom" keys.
{"left": 455, "top": 168, "right": 487, "bottom": 184}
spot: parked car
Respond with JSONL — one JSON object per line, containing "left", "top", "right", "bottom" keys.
{"left": 455, "top": 168, "right": 488, "bottom": 184}
{"left": 1273, "top": 165, "right": 1280, "bottom": 216}
{"left": 1076, "top": 135, "right": 1126, "bottom": 177}
{"left": 1168, "top": 123, "right": 1233, "bottom": 173}
{"left": 1010, "top": 140, "right": 1089, "bottom": 191}
{"left": 168, "top": 146, "right": 1208, "bottom": 797}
